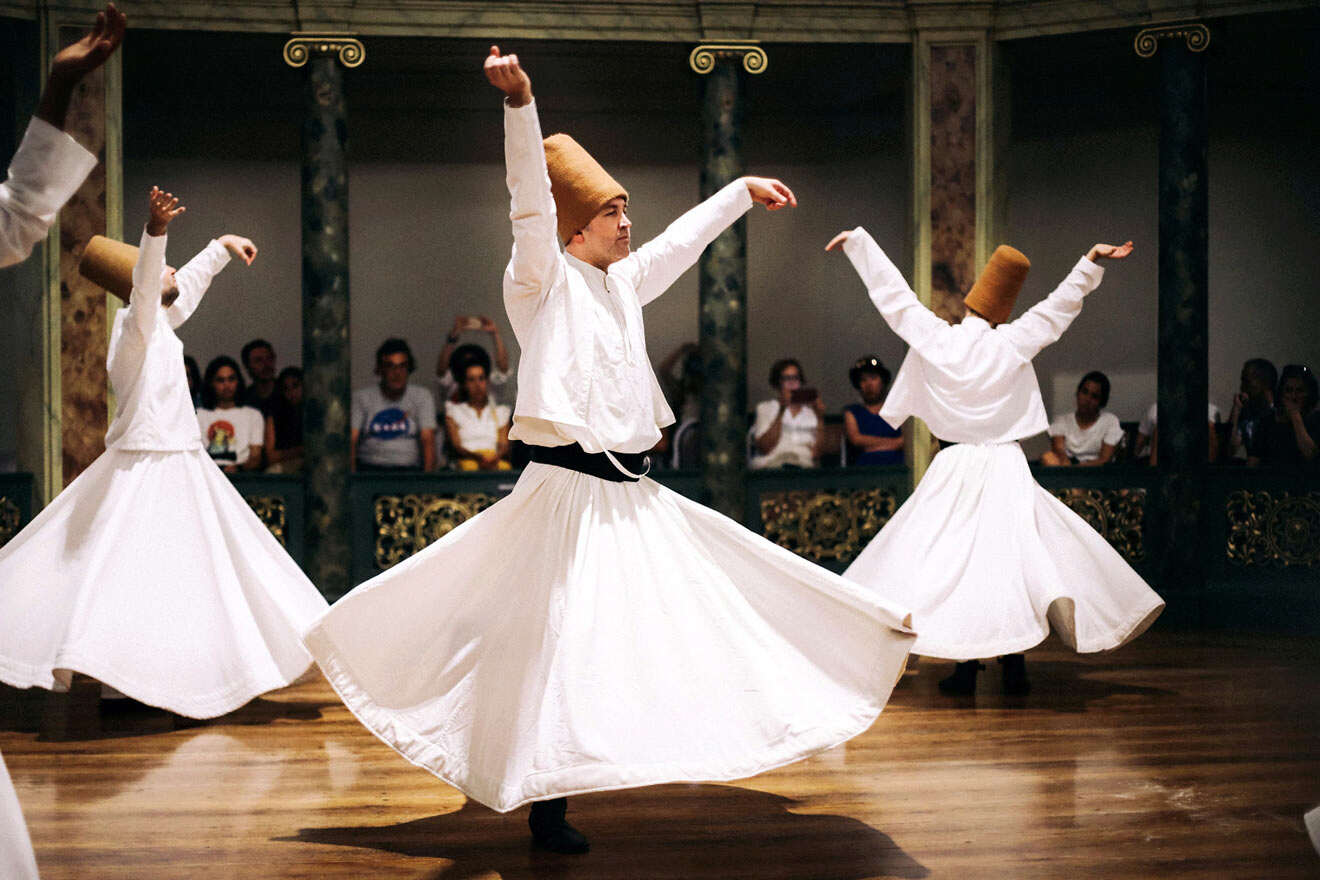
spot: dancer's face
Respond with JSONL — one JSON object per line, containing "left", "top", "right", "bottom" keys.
{"left": 212, "top": 365, "right": 239, "bottom": 406}
{"left": 160, "top": 266, "right": 178, "bottom": 306}
{"left": 568, "top": 198, "right": 631, "bottom": 270}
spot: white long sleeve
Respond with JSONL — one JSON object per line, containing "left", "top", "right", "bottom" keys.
{"left": 502, "top": 100, "right": 564, "bottom": 320}
{"left": 841, "top": 227, "right": 953, "bottom": 363}
{"left": 999, "top": 256, "right": 1104, "bottom": 360}
{"left": 166, "top": 239, "right": 232, "bottom": 329}
{"left": 127, "top": 229, "right": 169, "bottom": 341}
{"left": 0, "top": 118, "right": 97, "bottom": 268}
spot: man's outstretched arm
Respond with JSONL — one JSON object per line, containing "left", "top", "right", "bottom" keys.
{"left": 629, "top": 176, "right": 795, "bottom": 307}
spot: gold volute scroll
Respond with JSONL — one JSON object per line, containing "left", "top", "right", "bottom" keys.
{"left": 1134, "top": 23, "right": 1210, "bottom": 58}
{"left": 283, "top": 32, "right": 365, "bottom": 68}
{"left": 689, "top": 42, "right": 768, "bottom": 75}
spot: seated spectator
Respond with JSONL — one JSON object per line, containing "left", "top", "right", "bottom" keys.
{"left": 351, "top": 338, "right": 437, "bottom": 472}
{"left": 1228, "top": 357, "right": 1277, "bottom": 463}
{"left": 445, "top": 347, "right": 512, "bottom": 471}
{"left": 843, "top": 355, "right": 903, "bottom": 466}
{"left": 1256, "top": 364, "right": 1319, "bottom": 468}
{"left": 436, "top": 315, "right": 511, "bottom": 403}
{"left": 264, "top": 366, "right": 304, "bottom": 474}
{"left": 197, "top": 355, "right": 264, "bottom": 473}
{"left": 652, "top": 341, "right": 702, "bottom": 466}
{"left": 751, "top": 358, "right": 824, "bottom": 470}
{"left": 1042, "top": 371, "right": 1123, "bottom": 466}
{"left": 240, "top": 338, "right": 279, "bottom": 415}
{"left": 1136, "top": 401, "right": 1221, "bottom": 465}
{"left": 183, "top": 354, "right": 201, "bottom": 408}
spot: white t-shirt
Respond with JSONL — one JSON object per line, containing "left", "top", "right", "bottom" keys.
{"left": 1048, "top": 410, "right": 1125, "bottom": 462}
{"left": 197, "top": 405, "right": 265, "bottom": 466}
{"left": 447, "top": 400, "right": 512, "bottom": 453}
{"left": 1138, "top": 402, "right": 1222, "bottom": 438}
{"left": 751, "top": 399, "right": 819, "bottom": 469}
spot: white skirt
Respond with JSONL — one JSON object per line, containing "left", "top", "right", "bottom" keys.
{"left": 845, "top": 443, "right": 1164, "bottom": 661}
{"left": 0, "top": 448, "right": 329, "bottom": 718}
{"left": 304, "top": 462, "right": 915, "bottom": 813}
{"left": 0, "top": 752, "right": 37, "bottom": 880}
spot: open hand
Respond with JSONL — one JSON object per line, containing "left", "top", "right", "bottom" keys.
{"left": 146, "top": 186, "right": 185, "bottom": 235}
{"left": 49, "top": 4, "right": 126, "bottom": 84}
{"left": 218, "top": 234, "right": 258, "bottom": 265}
{"left": 1087, "top": 241, "right": 1134, "bottom": 262}
{"left": 484, "top": 46, "right": 532, "bottom": 107}
{"left": 825, "top": 230, "right": 853, "bottom": 252}
{"left": 744, "top": 177, "right": 796, "bottom": 211}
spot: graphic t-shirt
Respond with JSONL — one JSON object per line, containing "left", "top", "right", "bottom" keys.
{"left": 196, "top": 406, "right": 265, "bottom": 466}
{"left": 352, "top": 384, "right": 437, "bottom": 468}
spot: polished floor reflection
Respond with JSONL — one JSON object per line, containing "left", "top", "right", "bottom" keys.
{"left": 2, "top": 630, "right": 1317, "bottom": 878}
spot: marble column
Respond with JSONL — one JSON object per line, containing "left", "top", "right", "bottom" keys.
{"left": 1140, "top": 24, "right": 1211, "bottom": 595}
{"left": 693, "top": 46, "right": 761, "bottom": 521}
{"left": 288, "top": 35, "right": 362, "bottom": 599}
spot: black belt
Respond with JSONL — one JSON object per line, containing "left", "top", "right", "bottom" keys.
{"left": 529, "top": 443, "right": 650, "bottom": 482}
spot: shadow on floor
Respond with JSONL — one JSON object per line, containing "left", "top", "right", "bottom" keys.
{"left": 283, "top": 783, "right": 928, "bottom": 880}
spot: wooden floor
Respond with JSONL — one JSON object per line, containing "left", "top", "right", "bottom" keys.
{"left": 2, "top": 630, "right": 1318, "bottom": 879}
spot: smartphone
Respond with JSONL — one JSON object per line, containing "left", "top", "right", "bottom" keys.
{"left": 790, "top": 386, "right": 818, "bottom": 404}
{"left": 464, "top": 316, "right": 484, "bottom": 331}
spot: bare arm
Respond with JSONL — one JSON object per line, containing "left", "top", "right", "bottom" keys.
{"left": 1077, "top": 442, "right": 1117, "bottom": 467}
{"left": 845, "top": 410, "right": 904, "bottom": 452}
{"left": 754, "top": 406, "right": 785, "bottom": 456}
{"left": 34, "top": 4, "right": 127, "bottom": 131}
{"left": 421, "top": 428, "right": 436, "bottom": 472}
{"left": 349, "top": 429, "right": 359, "bottom": 473}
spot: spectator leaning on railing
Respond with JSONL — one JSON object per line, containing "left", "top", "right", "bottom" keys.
{"left": 263, "top": 366, "right": 304, "bottom": 474}
{"left": 444, "top": 345, "right": 512, "bottom": 471}
{"left": 197, "top": 355, "right": 265, "bottom": 473}
{"left": 751, "top": 358, "right": 825, "bottom": 469}
{"left": 351, "top": 338, "right": 437, "bottom": 472}
{"left": 1041, "top": 370, "right": 1123, "bottom": 466}
{"left": 843, "top": 355, "right": 903, "bottom": 466}
{"left": 1257, "top": 364, "right": 1319, "bottom": 469}
{"left": 1228, "top": 358, "right": 1277, "bottom": 463}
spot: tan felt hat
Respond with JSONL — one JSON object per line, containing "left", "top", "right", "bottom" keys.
{"left": 78, "top": 235, "right": 138, "bottom": 303}
{"left": 543, "top": 133, "right": 627, "bottom": 246}
{"left": 964, "top": 245, "right": 1031, "bottom": 325}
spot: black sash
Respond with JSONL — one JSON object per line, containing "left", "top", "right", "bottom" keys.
{"left": 528, "top": 443, "right": 650, "bottom": 482}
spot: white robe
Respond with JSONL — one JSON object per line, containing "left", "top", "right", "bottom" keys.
{"left": 0, "top": 230, "right": 329, "bottom": 718}
{"left": 840, "top": 228, "right": 1164, "bottom": 660}
{"left": 0, "top": 116, "right": 93, "bottom": 880}
{"left": 0, "top": 118, "right": 96, "bottom": 269}
{"left": 302, "top": 101, "right": 917, "bottom": 813}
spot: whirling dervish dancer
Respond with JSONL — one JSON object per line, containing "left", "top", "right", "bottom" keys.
{"left": 0, "top": 7, "right": 124, "bottom": 877}
{"left": 827, "top": 228, "right": 1164, "bottom": 696}
{"left": 0, "top": 186, "right": 329, "bottom": 722}
{"left": 302, "top": 47, "right": 916, "bottom": 855}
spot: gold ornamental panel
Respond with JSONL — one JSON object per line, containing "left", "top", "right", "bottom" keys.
{"left": 244, "top": 495, "right": 287, "bottom": 546}
{"left": 1226, "top": 490, "right": 1320, "bottom": 567}
{"left": 760, "top": 487, "right": 899, "bottom": 564}
{"left": 1050, "top": 488, "right": 1146, "bottom": 562}
{"left": 0, "top": 497, "right": 20, "bottom": 549}
{"left": 375, "top": 493, "right": 498, "bottom": 570}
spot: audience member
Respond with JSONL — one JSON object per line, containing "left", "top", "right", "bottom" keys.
{"left": 1042, "top": 370, "right": 1123, "bottom": 466}
{"left": 239, "top": 338, "right": 278, "bottom": 414}
{"left": 436, "top": 315, "right": 510, "bottom": 403}
{"left": 444, "top": 347, "right": 512, "bottom": 471}
{"left": 843, "top": 355, "right": 903, "bottom": 466}
{"left": 197, "top": 355, "right": 264, "bottom": 473}
{"left": 1257, "top": 364, "right": 1319, "bottom": 468}
{"left": 1228, "top": 358, "right": 1277, "bottom": 463}
{"left": 1136, "top": 401, "right": 1221, "bottom": 465}
{"left": 183, "top": 354, "right": 201, "bottom": 408}
{"left": 351, "top": 338, "right": 436, "bottom": 472}
{"left": 263, "top": 366, "right": 304, "bottom": 473}
{"left": 751, "top": 358, "right": 824, "bottom": 470}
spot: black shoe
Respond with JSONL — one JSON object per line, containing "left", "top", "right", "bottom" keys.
{"left": 528, "top": 797, "right": 590, "bottom": 854}
{"left": 998, "top": 654, "right": 1031, "bottom": 695}
{"left": 938, "top": 660, "right": 983, "bottom": 695}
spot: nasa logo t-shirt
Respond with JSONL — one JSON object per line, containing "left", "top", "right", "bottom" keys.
{"left": 352, "top": 383, "right": 437, "bottom": 468}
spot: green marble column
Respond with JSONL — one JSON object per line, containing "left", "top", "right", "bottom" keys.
{"left": 697, "top": 58, "right": 748, "bottom": 520}
{"left": 1147, "top": 25, "right": 1210, "bottom": 597}
{"left": 300, "top": 51, "right": 352, "bottom": 599}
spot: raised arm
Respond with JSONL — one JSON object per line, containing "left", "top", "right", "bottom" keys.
{"left": 487, "top": 47, "right": 562, "bottom": 313}
{"left": 998, "top": 242, "right": 1130, "bottom": 361}
{"left": 628, "top": 177, "right": 791, "bottom": 306}
{"left": 125, "top": 187, "right": 184, "bottom": 338}
{"left": 829, "top": 227, "right": 952, "bottom": 361}
{"left": 166, "top": 235, "right": 250, "bottom": 328}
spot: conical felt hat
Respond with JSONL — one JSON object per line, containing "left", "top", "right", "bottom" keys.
{"left": 963, "top": 245, "right": 1031, "bottom": 325}
{"left": 543, "top": 133, "right": 628, "bottom": 246}
{"left": 78, "top": 235, "right": 137, "bottom": 303}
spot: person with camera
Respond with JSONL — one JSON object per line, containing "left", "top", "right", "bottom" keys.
{"left": 751, "top": 358, "right": 825, "bottom": 469}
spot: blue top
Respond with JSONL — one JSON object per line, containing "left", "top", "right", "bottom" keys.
{"left": 846, "top": 403, "right": 903, "bottom": 466}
